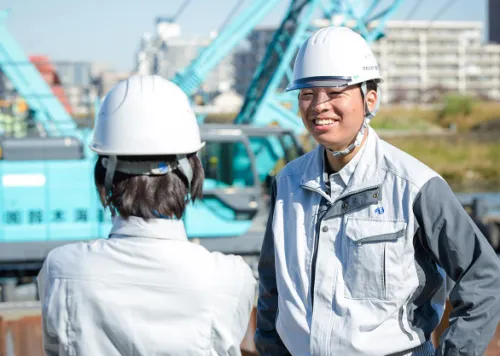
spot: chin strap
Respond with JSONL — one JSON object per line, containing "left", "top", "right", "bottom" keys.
{"left": 327, "top": 81, "right": 381, "bottom": 157}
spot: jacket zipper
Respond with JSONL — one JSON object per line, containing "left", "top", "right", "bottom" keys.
{"left": 302, "top": 183, "right": 381, "bottom": 311}
{"left": 301, "top": 184, "right": 328, "bottom": 311}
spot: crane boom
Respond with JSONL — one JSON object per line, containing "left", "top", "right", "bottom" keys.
{"left": 235, "top": 0, "right": 406, "bottom": 134}
{"left": 232, "top": 0, "right": 405, "bottom": 181}
{"left": 171, "top": 0, "right": 283, "bottom": 96}
{"left": 0, "top": 9, "right": 78, "bottom": 137}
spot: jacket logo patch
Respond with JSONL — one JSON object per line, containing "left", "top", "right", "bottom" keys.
{"left": 375, "top": 207, "right": 385, "bottom": 215}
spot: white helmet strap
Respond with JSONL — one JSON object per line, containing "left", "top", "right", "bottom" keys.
{"left": 104, "top": 155, "right": 118, "bottom": 195}
{"left": 176, "top": 155, "right": 193, "bottom": 193}
{"left": 327, "top": 82, "right": 380, "bottom": 158}
{"left": 102, "top": 155, "right": 194, "bottom": 197}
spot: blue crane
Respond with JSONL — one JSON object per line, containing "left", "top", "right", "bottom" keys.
{"left": 172, "top": 0, "right": 405, "bottom": 183}
{"left": 232, "top": 0, "right": 405, "bottom": 181}
{"left": 0, "top": 1, "right": 404, "bottom": 298}
{"left": 0, "top": 9, "right": 80, "bottom": 139}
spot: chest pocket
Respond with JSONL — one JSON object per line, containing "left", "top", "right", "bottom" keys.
{"left": 343, "top": 218, "right": 407, "bottom": 301}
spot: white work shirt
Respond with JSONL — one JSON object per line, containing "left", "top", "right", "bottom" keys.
{"left": 37, "top": 216, "right": 256, "bottom": 356}
{"left": 323, "top": 139, "right": 366, "bottom": 200}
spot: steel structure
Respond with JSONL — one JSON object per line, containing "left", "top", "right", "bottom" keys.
{"left": 0, "top": 1, "right": 403, "bottom": 289}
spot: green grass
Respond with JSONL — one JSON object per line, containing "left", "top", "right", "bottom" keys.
{"left": 385, "top": 135, "right": 500, "bottom": 191}
{"left": 371, "top": 108, "right": 437, "bottom": 131}
{"left": 202, "top": 99, "right": 500, "bottom": 192}
{"left": 376, "top": 99, "right": 500, "bottom": 132}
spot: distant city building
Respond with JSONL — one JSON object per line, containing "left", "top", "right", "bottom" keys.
{"left": 97, "top": 70, "right": 133, "bottom": 97}
{"left": 234, "top": 27, "right": 277, "bottom": 96}
{"left": 135, "top": 18, "right": 234, "bottom": 95}
{"left": 0, "top": 71, "right": 8, "bottom": 97}
{"left": 368, "top": 20, "right": 500, "bottom": 102}
{"left": 233, "top": 50, "right": 257, "bottom": 96}
{"left": 54, "top": 61, "right": 92, "bottom": 87}
{"left": 488, "top": 0, "right": 500, "bottom": 44}
{"left": 52, "top": 61, "right": 94, "bottom": 114}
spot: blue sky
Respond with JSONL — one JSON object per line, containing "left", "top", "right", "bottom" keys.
{"left": 3, "top": 0, "right": 488, "bottom": 71}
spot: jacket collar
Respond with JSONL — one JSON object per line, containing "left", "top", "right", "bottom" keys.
{"left": 300, "top": 126, "right": 386, "bottom": 201}
{"left": 109, "top": 216, "right": 188, "bottom": 241}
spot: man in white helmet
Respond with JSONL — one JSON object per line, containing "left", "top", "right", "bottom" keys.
{"left": 255, "top": 26, "right": 500, "bottom": 355}
{"left": 37, "top": 75, "right": 256, "bottom": 356}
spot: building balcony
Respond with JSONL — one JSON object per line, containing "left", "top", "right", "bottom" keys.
{"left": 469, "top": 57, "right": 500, "bottom": 65}
{"left": 386, "top": 82, "right": 421, "bottom": 90}
{"left": 426, "top": 67, "right": 459, "bottom": 76}
{"left": 389, "top": 57, "right": 421, "bottom": 65}
{"left": 426, "top": 43, "right": 462, "bottom": 51}
{"left": 388, "top": 68, "right": 421, "bottom": 76}
{"left": 426, "top": 56, "right": 459, "bottom": 64}
{"left": 467, "top": 80, "right": 500, "bottom": 89}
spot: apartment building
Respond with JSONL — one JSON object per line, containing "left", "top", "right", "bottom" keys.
{"left": 371, "top": 20, "right": 500, "bottom": 103}
{"left": 488, "top": 0, "right": 500, "bottom": 44}
{"left": 234, "top": 27, "right": 276, "bottom": 96}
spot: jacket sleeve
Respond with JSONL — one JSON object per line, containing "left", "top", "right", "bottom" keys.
{"left": 254, "top": 179, "right": 291, "bottom": 355}
{"left": 413, "top": 177, "right": 500, "bottom": 355}
{"left": 37, "top": 254, "right": 61, "bottom": 356}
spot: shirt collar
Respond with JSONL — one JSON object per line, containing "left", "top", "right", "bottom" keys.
{"left": 323, "top": 131, "right": 368, "bottom": 187}
{"left": 109, "top": 216, "right": 188, "bottom": 241}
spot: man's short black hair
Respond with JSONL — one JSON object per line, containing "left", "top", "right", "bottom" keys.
{"left": 363, "top": 80, "right": 378, "bottom": 94}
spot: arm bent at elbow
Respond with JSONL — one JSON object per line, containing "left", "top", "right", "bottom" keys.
{"left": 413, "top": 177, "right": 500, "bottom": 355}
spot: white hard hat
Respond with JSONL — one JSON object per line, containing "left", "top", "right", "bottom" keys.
{"left": 91, "top": 75, "right": 205, "bottom": 193}
{"left": 288, "top": 26, "right": 383, "bottom": 158}
{"left": 91, "top": 74, "right": 204, "bottom": 156}
{"left": 286, "top": 26, "right": 383, "bottom": 91}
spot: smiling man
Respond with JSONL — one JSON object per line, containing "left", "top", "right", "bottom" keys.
{"left": 254, "top": 26, "right": 500, "bottom": 356}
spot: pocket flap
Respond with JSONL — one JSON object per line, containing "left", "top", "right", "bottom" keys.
{"left": 345, "top": 218, "right": 407, "bottom": 244}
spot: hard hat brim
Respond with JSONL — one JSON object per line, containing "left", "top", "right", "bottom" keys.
{"left": 286, "top": 76, "right": 384, "bottom": 92}
{"left": 286, "top": 76, "right": 352, "bottom": 92}
{"left": 89, "top": 141, "right": 206, "bottom": 156}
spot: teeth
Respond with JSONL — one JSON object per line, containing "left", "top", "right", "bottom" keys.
{"left": 314, "top": 119, "right": 335, "bottom": 125}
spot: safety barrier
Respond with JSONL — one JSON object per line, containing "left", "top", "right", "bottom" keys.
{"left": 0, "top": 313, "right": 259, "bottom": 356}
{"left": 0, "top": 315, "right": 44, "bottom": 356}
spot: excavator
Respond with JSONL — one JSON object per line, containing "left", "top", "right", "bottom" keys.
{"left": 0, "top": 1, "right": 404, "bottom": 300}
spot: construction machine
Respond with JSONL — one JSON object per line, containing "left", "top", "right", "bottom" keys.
{"left": 0, "top": 1, "right": 403, "bottom": 298}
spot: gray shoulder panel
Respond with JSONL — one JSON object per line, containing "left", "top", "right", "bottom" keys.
{"left": 380, "top": 140, "right": 440, "bottom": 189}
{"left": 254, "top": 179, "right": 291, "bottom": 355}
{"left": 413, "top": 177, "right": 500, "bottom": 355}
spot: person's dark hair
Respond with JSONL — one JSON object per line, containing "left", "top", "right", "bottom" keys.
{"left": 94, "top": 153, "right": 204, "bottom": 220}
{"left": 363, "top": 80, "right": 378, "bottom": 94}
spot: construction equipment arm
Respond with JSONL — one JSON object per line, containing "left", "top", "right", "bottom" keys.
{"left": 171, "top": 0, "right": 282, "bottom": 96}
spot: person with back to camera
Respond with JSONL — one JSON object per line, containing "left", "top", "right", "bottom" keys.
{"left": 254, "top": 26, "right": 500, "bottom": 355}
{"left": 37, "top": 74, "right": 257, "bottom": 356}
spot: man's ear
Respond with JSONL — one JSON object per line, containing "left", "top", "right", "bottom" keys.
{"left": 366, "top": 88, "right": 378, "bottom": 113}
